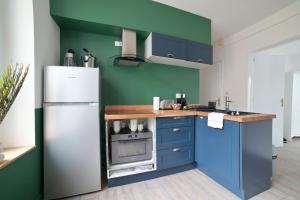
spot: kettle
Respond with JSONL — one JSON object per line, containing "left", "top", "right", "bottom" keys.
{"left": 81, "top": 48, "right": 96, "bottom": 68}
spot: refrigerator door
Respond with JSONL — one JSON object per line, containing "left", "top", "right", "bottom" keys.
{"left": 44, "top": 103, "right": 101, "bottom": 200}
{"left": 44, "top": 66, "right": 99, "bottom": 103}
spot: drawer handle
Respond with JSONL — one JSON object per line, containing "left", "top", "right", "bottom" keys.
{"left": 197, "top": 59, "right": 204, "bottom": 63}
{"left": 173, "top": 148, "right": 181, "bottom": 152}
{"left": 173, "top": 116, "right": 186, "bottom": 120}
{"left": 199, "top": 116, "right": 204, "bottom": 119}
{"left": 173, "top": 128, "right": 181, "bottom": 132}
{"left": 167, "top": 53, "right": 174, "bottom": 58}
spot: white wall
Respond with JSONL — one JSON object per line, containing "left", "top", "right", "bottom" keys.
{"left": 0, "top": 0, "right": 59, "bottom": 147}
{"left": 0, "top": 0, "right": 35, "bottom": 147}
{"left": 200, "top": 1, "right": 300, "bottom": 146}
{"left": 286, "top": 54, "right": 300, "bottom": 72}
{"left": 200, "top": 61, "right": 222, "bottom": 108}
{"left": 291, "top": 72, "right": 300, "bottom": 137}
{"left": 205, "top": 1, "right": 300, "bottom": 111}
{"left": 33, "top": 0, "right": 60, "bottom": 108}
{"left": 0, "top": 5, "right": 3, "bottom": 69}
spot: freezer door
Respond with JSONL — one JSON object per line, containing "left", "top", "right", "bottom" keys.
{"left": 44, "top": 103, "right": 101, "bottom": 200}
{"left": 44, "top": 66, "right": 99, "bottom": 103}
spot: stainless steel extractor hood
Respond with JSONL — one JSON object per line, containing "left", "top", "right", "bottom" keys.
{"left": 113, "top": 29, "right": 146, "bottom": 66}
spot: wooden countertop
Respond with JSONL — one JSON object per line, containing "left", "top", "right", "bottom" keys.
{"left": 0, "top": 146, "right": 36, "bottom": 170}
{"left": 105, "top": 105, "right": 276, "bottom": 122}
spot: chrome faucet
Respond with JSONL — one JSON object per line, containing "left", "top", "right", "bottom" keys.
{"left": 225, "top": 95, "right": 232, "bottom": 113}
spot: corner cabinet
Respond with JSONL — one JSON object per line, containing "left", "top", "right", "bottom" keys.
{"left": 195, "top": 116, "right": 272, "bottom": 200}
{"left": 145, "top": 32, "right": 212, "bottom": 69}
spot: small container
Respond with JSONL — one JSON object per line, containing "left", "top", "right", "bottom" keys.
{"left": 137, "top": 119, "right": 144, "bottom": 132}
{"left": 129, "top": 119, "right": 138, "bottom": 132}
{"left": 138, "top": 124, "right": 144, "bottom": 132}
{"left": 113, "top": 121, "right": 121, "bottom": 134}
{"left": 153, "top": 97, "right": 160, "bottom": 111}
{"left": 64, "top": 49, "right": 76, "bottom": 66}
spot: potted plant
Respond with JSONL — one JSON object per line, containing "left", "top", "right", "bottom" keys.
{"left": 0, "top": 63, "right": 29, "bottom": 161}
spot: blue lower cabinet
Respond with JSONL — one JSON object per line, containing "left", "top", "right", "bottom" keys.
{"left": 195, "top": 116, "right": 272, "bottom": 200}
{"left": 156, "top": 116, "right": 194, "bottom": 129}
{"left": 240, "top": 121, "right": 272, "bottom": 200}
{"left": 157, "top": 146, "right": 194, "bottom": 170}
{"left": 156, "top": 116, "right": 195, "bottom": 171}
{"left": 195, "top": 116, "right": 241, "bottom": 196}
{"left": 157, "top": 126, "right": 194, "bottom": 150}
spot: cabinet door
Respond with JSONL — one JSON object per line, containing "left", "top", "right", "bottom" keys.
{"left": 195, "top": 116, "right": 240, "bottom": 190}
{"left": 157, "top": 126, "right": 194, "bottom": 150}
{"left": 156, "top": 116, "right": 194, "bottom": 129}
{"left": 186, "top": 41, "right": 212, "bottom": 64}
{"left": 157, "top": 146, "right": 194, "bottom": 170}
{"left": 152, "top": 32, "right": 186, "bottom": 60}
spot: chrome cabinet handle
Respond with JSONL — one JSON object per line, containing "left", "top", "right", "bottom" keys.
{"left": 173, "top": 128, "right": 181, "bottom": 132}
{"left": 199, "top": 116, "right": 204, "bottom": 119}
{"left": 173, "top": 148, "right": 181, "bottom": 152}
{"left": 173, "top": 116, "right": 186, "bottom": 120}
{"left": 167, "top": 53, "right": 174, "bottom": 58}
{"left": 197, "top": 59, "right": 204, "bottom": 63}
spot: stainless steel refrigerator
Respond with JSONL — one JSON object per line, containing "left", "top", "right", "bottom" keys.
{"left": 43, "top": 66, "right": 101, "bottom": 200}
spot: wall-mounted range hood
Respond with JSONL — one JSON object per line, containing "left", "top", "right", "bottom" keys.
{"left": 114, "top": 29, "right": 146, "bottom": 66}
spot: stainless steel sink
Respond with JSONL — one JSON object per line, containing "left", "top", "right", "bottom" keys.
{"left": 214, "top": 109, "right": 257, "bottom": 116}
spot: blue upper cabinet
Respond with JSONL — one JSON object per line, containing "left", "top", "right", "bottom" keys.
{"left": 145, "top": 32, "right": 213, "bottom": 69}
{"left": 186, "top": 41, "right": 213, "bottom": 64}
{"left": 152, "top": 33, "right": 187, "bottom": 60}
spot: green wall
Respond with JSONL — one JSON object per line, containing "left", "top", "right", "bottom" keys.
{"left": 50, "top": 0, "right": 211, "bottom": 44}
{"left": 0, "top": 109, "right": 43, "bottom": 200}
{"left": 0, "top": 2, "right": 210, "bottom": 199}
{"left": 61, "top": 30, "right": 200, "bottom": 105}
{"left": 54, "top": 0, "right": 212, "bottom": 106}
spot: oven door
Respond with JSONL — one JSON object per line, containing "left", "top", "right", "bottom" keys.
{"left": 111, "top": 132, "right": 153, "bottom": 164}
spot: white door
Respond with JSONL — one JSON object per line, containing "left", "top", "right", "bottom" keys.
{"left": 251, "top": 54, "right": 285, "bottom": 147}
{"left": 44, "top": 103, "right": 101, "bottom": 199}
{"left": 291, "top": 72, "right": 300, "bottom": 137}
{"left": 200, "top": 61, "right": 222, "bottom": 108}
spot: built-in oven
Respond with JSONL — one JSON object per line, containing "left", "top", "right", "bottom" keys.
{"left": 106, "top": 118, "right": 156, "bottom": 179}
{"left": 111, "top": 131, "right": 153, "bottom": 164}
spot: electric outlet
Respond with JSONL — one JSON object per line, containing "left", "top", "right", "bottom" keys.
{"left": 176, "top": 93, "right": 181, "bottom": 98}
{"left": 114, "top": 41, "right": 122, "bottom": 47}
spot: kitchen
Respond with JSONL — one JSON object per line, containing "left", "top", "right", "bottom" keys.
{"left": 0, "top": 0, "right": 300, "bottom": 200}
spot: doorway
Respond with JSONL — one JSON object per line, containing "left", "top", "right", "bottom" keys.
{"left": 249, "top": 38, "right": 300, "bottom": 147}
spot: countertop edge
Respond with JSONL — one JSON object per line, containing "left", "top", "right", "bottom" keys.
{"left": 0, "top": 146, "right": 36, "bottom": 170}
{"left": 105, "top": 111, "right": 276, "bottom": 122}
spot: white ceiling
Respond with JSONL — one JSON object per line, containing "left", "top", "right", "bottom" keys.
{"left": 153, "top": 0, "right": 296, "bottom": 41}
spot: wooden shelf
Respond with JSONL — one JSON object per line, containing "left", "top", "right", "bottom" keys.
{"left": 0, "top": 146, "right": 36, "bottom": 170}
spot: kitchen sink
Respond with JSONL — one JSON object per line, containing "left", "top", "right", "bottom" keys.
{"left": 191, "top": 108, "right": 258, "bottom": 116}
{"left": 214, "top": 110, "right": 257, "bottom": 116}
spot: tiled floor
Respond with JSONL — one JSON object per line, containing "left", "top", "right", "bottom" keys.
{"left": 63, "top": 139, "right": 300, "bottom": 200}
